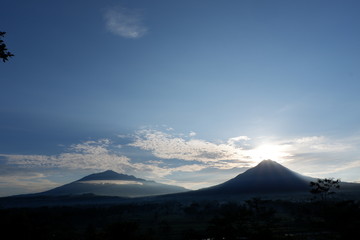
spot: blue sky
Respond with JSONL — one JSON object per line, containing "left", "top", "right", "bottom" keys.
{"left": 1, "top": 0, "right": 360, "bottom": 196}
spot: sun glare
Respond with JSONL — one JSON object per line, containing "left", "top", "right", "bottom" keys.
{"left": 248, "top": 143, "right": 291, "bottom": 164}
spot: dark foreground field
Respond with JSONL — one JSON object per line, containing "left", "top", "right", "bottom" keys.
{"left": 1, "top": 197, "right": 360, "bottom": 240}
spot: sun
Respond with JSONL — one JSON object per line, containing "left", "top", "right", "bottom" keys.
{"left": 248, "top": 143, "right": 291, "bottom": 164}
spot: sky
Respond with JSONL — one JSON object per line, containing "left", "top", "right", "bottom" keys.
{"left": 1, "top": 0, "right": 360, "bottom": 196}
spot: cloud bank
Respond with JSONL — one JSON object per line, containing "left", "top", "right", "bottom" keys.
{"left": 0, "top": 172, "right": 59, "bottom": 196}
{"left": 104, "top": 7, "right": 147, "bottom": 39}
{"left": 2, "top": 131, "right": 357, "bottom": 176}
{"left": 128, "top": 129, "right": 360, "bottom": 178}
{"left": 2, "top": 128, "right": 360, "bottom": 192}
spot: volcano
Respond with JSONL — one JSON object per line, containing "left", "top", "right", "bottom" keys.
{"left": 196, "top": 160, "right": 312, "bottom": 194}
{"left": 37, "top": 170, "right": 188, "bottom": 198}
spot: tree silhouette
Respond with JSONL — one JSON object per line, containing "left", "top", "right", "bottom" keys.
{"left": 0, "top": 32, "right": 14, "bottom": 62}
{"left": 310, "top": 178, "right": 340, "bottom": 201}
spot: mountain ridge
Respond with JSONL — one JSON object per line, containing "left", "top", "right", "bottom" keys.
{"left": 2, "top": 160, "right": 360, "bottom": 208}
{"left": 37, "top": 170, "right": 188, "bottom": 198}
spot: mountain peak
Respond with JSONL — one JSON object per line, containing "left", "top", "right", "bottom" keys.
{"left": 204, "top": 159, "right": 310, "bottom": 194}
{"left": 250, "top": 159, "right": 289, "bottom": 174}
{"left": 79, "top": 170, "right": 143, "bottom": 182}
{"left": 102, "top": 170, "right": 118, "bottom": 174}
{"left": 256, "top": 159, "right": 280, "bottom": 166}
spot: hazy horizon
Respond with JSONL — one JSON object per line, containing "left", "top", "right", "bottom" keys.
{"left": 1, "top": 0, "right": 360, "bottom": 197}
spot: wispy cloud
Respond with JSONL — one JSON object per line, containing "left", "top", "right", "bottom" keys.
{"left": 2, "top": 139, "right": 132, "bottom": 172}
{"left": 129, "top": 129, "right": 252, "bottom": 166}
{"left": 104, "top": 6, "right": 147, "bottom": 39}
{"left": 285, "top": 136, "right": 352, "bottom": 153}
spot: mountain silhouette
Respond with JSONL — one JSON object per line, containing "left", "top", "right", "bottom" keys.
{"left": 195, "top": 160, "right": 312, "bottom": 194}
{"left": 38, "top": 170, "right": 188, "bottom": 198}
{"left": 2, "top": 161, "right": 360, "bottom": 208}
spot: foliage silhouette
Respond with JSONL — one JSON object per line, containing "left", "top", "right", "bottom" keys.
{"left": 0, "top": 32, "right": 14, "bottom": 62}
{"left": 310, "top": 178, "right": 340, "bottom": 201}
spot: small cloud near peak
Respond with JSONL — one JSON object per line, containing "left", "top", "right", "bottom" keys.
{"left": 189, "top": 131, "right": 197, "bottom": 137}
{"left": 227, "top": 136, "right": 251, "bottom": 146}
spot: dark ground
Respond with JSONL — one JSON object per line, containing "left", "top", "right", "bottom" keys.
{"left": 1, "top": 193, "right": 360, "bottom": 240}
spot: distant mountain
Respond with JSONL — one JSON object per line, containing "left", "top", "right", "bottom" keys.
{"left": 194, "top": 160, "right": 312, "bottom": 195}
{"left": 37, "top": 170, "right": 188, "bottom": 198}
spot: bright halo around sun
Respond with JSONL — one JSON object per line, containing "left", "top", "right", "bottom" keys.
{"left": 247, "top": 143, "right": 292, "bottom": 164}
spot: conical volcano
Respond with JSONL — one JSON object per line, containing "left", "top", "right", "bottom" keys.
{"left": 198, "top": 160, "right": 311, "bottom": 194}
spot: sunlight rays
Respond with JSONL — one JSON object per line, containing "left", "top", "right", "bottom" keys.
{"left": 247, "top": 143, "right": 292, "bottom": 164}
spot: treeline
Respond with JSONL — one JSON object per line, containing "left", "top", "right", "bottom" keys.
{"left": 1, "top": 199, "right": 360, "bottom": 239}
